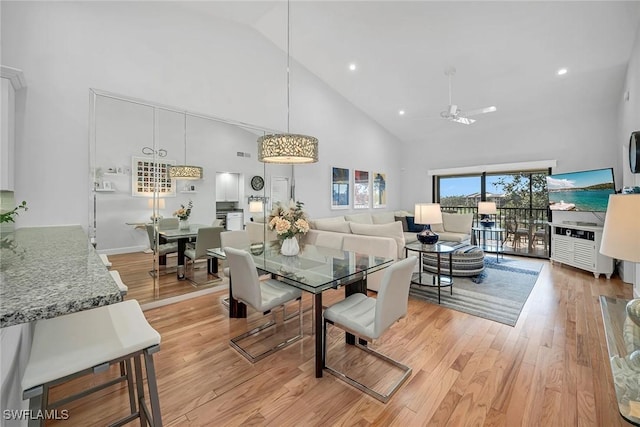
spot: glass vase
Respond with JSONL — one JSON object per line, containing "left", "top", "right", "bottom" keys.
{"left": 179, "top": 219, "right": 190, "bottom": 230}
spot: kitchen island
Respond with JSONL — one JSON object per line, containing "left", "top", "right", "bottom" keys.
{"left": 1, "top": 225, "right": 121, "bottom": 327}
{"left": 1, "top": 225, "right": 122, "bottom": 418}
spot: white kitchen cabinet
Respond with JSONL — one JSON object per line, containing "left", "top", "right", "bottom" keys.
{"left": 549, "top": 222, "right": 614, "bottom": 279}
{"left": 1, "top": 66, "right": 25, "bottom": 191}
{"left": 215, "top": 172, "right": 239, "bottom": 202}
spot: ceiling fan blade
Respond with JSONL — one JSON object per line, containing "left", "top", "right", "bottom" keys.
{"left": 450, "top": 116, "right": 475, "bottom": 125}
{"left": 462, "top": 106, "right": 497, "bottom": 117}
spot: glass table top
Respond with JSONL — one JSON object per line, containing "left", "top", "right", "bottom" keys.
{"left": 405, "top": 240, "right": 465, "bottom": 254}
{"left": 599, "top": 296, "right": 640, "bottom": 426}
{"left": 208, "top": 241, "right": 393, "bottom": 294}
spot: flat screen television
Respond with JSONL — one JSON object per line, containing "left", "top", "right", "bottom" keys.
{"left": 546, "top": 168, "right": 615, "bottom": 212}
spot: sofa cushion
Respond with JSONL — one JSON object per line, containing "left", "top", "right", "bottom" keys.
{"left": 438, "top": 231, "right": 471, "bottom": 243}
{"left": 430, "top": 222, "right": 445, "bottom": 233}
{"left": 403, "top": 232, "right": 418, "bottom": 244}
{"left": 442, "top": 213, "right": 473, "bottom": 234}
{"left": 349, "top": 221, "right": 405, "bottom": 259}
{"left": 395, "top": 216, "right": 409, "bottom": 231}
{"left": 371, "top": 211, "right": 396, "bottom": 224}
{"left": 314, "top": 217, "right": 351, "bottom": 233}
{"left": 344, "top": 213, "right": 373, "bottom": 224}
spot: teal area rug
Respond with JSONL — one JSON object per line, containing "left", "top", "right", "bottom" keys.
{"left": 409, "top": 257, "right": 543, "bottom": 326}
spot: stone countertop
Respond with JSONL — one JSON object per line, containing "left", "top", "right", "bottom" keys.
{"left": 0, "top": 225, "right": 122, "bottom": 328}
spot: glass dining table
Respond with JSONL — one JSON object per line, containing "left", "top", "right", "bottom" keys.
{"left": 159, "top": 224, "right": 208, "bottom": 280}
{"left": 208, "top": 241, "right": 394, "bottom": 378}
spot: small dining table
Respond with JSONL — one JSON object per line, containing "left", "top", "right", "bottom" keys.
{"left": 158, "top": 224, "right": 207, "bottom": 280}
{"left": 208, "top": 241, "right": 394, "bottom": 378}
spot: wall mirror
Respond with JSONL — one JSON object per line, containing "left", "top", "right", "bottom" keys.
{"left": 89, "top": 89, "right": 291, "bottom": 304}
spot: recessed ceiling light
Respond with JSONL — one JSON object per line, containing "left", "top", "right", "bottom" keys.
{"left": 398, "top": 110, "right": 405, "bottom": 116}
{"left": 557, "top": 68, "right": 568, "bottom": 76}
{"left": 348, "top": 63, "right": 357, "bottom": 71}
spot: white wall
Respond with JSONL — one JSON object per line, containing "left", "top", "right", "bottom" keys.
{"left": 618, "top": 23, "right": 640, "bottom": 295}
{"left": 400, "top": 106, "right": 620, "bottom": 208}
{"left": 1, "top": 1, "right": 403, "bottom": 231}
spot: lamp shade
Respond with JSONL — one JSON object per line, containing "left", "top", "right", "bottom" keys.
{"left": 147, "top": 198, "right": 165, "bottom": 210}
{"left": 257, "top": 134, "right": 318, "bottom": 164}
{"left": 414, "top": 203, "right": 443, "bottom": 225}
{"left": 600, "top": 194, "right": 640, "bottom": 262}
{"left": 478, "top": 201, "right": 497, "bottom": 215}
{"left": 249, "top": 200, "right": 263, "bottom": 213}
{"left": 168, "top": 165, "right": 203, "bottom": 180}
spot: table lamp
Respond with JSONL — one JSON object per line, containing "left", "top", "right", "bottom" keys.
{"left": 148, "top": 198, "right": 165, "bottom": 221}
{"left": 478, "top": 201, "right": 497, "bottom": 227}
{"left": 249, "top": 200, "right": 263, "bottom": 221}
{"left": 414, "top": 203, "right": 443, "bottom": 244}
{"left": 600, "top": 194, "right": 640, "bottom": 329}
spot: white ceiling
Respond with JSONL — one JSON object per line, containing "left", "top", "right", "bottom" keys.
{"left": 183, "top": 1, "right": 640, "bottom": 144}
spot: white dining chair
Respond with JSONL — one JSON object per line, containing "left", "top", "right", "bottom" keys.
{"left": 322, "top": 256, "right": 417, "bottom": 403}
{"left": 225, "top": 247, "right": 303, "bottom": 362}
{"left": 184, "top": 226, "right": 223, "bottom": 285}
{"left": 220, "top": 230, "right": 250, "bottom": 277}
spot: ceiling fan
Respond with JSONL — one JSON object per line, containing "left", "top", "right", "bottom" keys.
{"left": 440, "top": 67, "right": 496, "bottom": 125}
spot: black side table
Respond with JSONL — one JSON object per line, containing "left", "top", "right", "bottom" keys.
{"left": 405, "top": 241, "right": 462, "bottom": 303}
{"left": 472, "top": 226, "right": 505, "bottom": 262}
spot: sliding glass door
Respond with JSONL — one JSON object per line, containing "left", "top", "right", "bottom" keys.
{"left": 436, "top": 170, "right": 550, "bottom": 258}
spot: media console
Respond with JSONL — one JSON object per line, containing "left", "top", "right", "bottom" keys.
{"left": 549, "top": 222, "right": 613, "bottom": 279}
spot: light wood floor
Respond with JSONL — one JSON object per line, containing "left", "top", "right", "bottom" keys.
{"left": 49, "top": 257, "right": 634, "bottom": 426}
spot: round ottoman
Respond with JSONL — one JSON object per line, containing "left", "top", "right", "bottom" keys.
{"left": 422, "top": 244, "right": 485, "bottom": 277}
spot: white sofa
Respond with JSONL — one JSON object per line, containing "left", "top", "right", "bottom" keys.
{"left": 304, "top": 229, "right": 399, "bottom": 292}
{"left": 244, "top": 210, "right": 474, "bottom": 291}
{"left": 309, "top": 211, "right": 473, "bottom": 246}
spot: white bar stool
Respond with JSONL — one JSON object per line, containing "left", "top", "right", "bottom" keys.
{"left": 109, "top": 270, "right": 129, "bottom": 297}
{"left": 99, "top": 253, "right": 112, "bottom": 269}
{"left": 21, "top": 300, "right": 162, "bottom": 426}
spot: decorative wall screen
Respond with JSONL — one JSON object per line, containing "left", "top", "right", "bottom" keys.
{"left": 132, "top": 156, "right": 176, "bottom": 197}
{"left": 373, "top": 172, "right": 387, "bottom": 208}
{"left": 353, "top": 170, "right": 370, "bottom": 209}
{"left": 331, "top": 167, "right": 350, "bottom": 209}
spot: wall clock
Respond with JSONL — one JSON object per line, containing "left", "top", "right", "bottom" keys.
{"left": 250, "top": 175, "right": 264, "bottom": 191}
{"left": 630, "top": 131, "right": 640, "bottom": 173}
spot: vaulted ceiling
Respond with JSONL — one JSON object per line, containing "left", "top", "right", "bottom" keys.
{"left": 183, "top": 1, "right": 640, "bottom": 144}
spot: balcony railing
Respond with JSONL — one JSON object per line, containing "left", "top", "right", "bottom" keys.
{"left": 442, "top": 206, "right": 550, "bottom": 258}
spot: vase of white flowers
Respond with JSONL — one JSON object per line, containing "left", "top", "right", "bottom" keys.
{"left": 173, "top": 201, "right": 193, "bottom": 230}
{"left": 268, "top": 200, "right": 309, "bottom": 256}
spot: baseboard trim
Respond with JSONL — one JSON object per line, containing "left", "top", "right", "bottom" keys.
{"left": 140, "top": 283, "right": 228, "bottom": 311}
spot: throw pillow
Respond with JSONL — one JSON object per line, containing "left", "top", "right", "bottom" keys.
{"left": 405, "top": 216, "right": 426, "bottom": 233}
{"left": 430, "top": 222, "right": 445, "bottom": 233}
{"left": 442, "top": 212, "right": 473, "bottom": 233}
{"left": 344, "top": 213, "right": 373, "bottom": 224}
{"left": 395, "top": 216, "right": 409, "bottom": 231}
{"left": 371, "top": 211, "right": 396, "bottom": 224}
